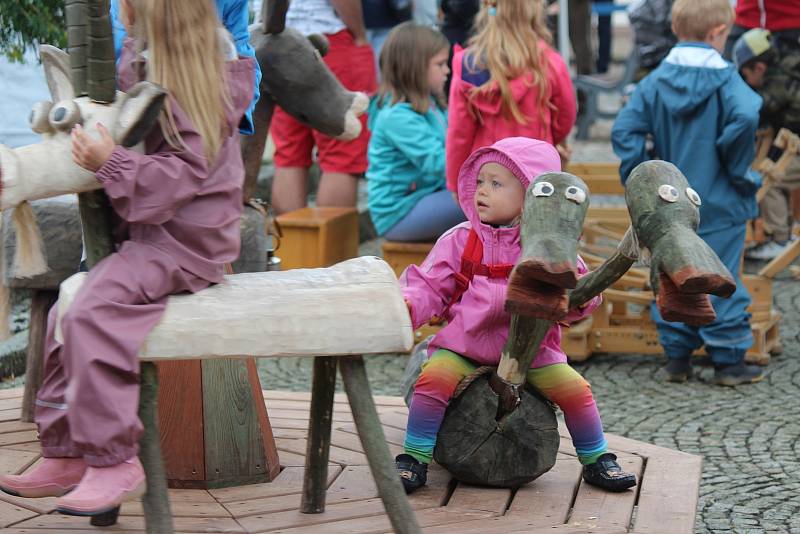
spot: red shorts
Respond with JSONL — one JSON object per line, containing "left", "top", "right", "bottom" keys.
{"left": 270, "top": 30, "right": 377, "bottom": 174}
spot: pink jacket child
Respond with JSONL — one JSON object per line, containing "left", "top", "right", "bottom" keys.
{"left": 404, "top": 137, "right": 597, "bottom": 367}
{"left": 445, "top": 44, "right": 577, "bottom": 191}
{"left": 396, "top": 137, "right": 637, "bottom": 496}
{"left": 0, "top": 38, "right": 255, "bottom": 515}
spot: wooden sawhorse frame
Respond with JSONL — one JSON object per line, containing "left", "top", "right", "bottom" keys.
{"left": 54, "top": 257, "right": 421, "bottom": 534}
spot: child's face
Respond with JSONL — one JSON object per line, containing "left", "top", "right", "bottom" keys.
{"left": 427, "top": 48, "right": 450, "bottom": 98}
{"left": 740, "top": 62, "right": 768, "bottom": 89}
{"left": 475, "top": 162, "right": 525, "bottom": 226}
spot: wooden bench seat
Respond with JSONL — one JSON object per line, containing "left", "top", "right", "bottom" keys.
{"left": 52, "top": 257, "right": 421, "bottom": 533}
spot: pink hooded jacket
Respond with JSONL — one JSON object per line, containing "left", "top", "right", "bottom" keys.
{"left": 445, "top": 43, "right": 577, "bottom": 191}
{"left": 95, "top": 37, "right": 255, "bottom": 282}
{"left": 401, "top": 137, "right": 600, "bottom": 368}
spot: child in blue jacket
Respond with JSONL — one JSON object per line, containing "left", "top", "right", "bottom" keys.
{"left": 611, "top": 0, "right": 765, "bottom": 386}
{"left": 367, "top": 23, "right": 465, "bottom": 241}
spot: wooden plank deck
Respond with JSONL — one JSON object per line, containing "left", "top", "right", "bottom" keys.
{"left": 0, "top": 387, "right": 700, "bottom": 533}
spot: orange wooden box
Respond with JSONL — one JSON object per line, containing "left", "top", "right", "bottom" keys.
{"left": 276, "top": 206, "right": 359, "bottom": 270}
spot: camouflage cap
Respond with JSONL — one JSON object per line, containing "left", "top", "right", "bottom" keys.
{"left": 734, "top": 28, "right": 773, "bottom": 69}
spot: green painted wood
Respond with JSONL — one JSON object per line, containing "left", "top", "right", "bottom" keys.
{"left": 65, "top": 0, "right": 88, "bottom": 96}
{"left": 201, "top": 358, "right": 270, "bottom": 487}
{"left": 87, "top": 0, "right": 116, "bottom": 103}
{"left": 301, "top": 356, "right": 338, "bottom": 513}
{"left": 339, "top": 356, "right": 422, "bottom": 534}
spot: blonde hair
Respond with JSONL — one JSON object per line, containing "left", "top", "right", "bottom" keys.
{"left": 671, "top": 0, "right": 734, "bottom": 41}
{"left": 128, "top": 0, "right": 231, "bottom": 161}
{"left": 467, "top": 0, "right": 552, "bottom": 124}
{"left": 376, "top": 23, "right": 450, "bottom": 113}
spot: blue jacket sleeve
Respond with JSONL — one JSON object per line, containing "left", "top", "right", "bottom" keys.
{"left": 611, "top": 83, "right": 652, "bottom": 184}
{"left": 111, "top": 0, "right": 126, "bottom": 60}
{"left": 220, "top": 0, "right": 261, "bottom": 135}
{"left": 382, "top": 106, "right": 446, "bottom": 176}
{"left": 716, "top": 80, "right": 763, "bottom": 195}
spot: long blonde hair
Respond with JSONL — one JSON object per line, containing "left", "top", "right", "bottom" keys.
{"left": 467, "top": 0, "right": 553, "bottom": 124}
{"left": 127, "top": 0, "right": 231, "bottom": 160}
{"left": 376, "top": 23, "right": 450, "bottom": 113}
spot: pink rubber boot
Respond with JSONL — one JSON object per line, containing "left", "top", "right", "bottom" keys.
{"left": 56, "top": 456, "right": 146, "bottom": 516}
{"left": 0, "top": 457, "right": 87, "bottom": 498}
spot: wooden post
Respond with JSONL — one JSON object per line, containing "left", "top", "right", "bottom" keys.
{"left": 240, "top": 96, "right": 275, "bottom": 203}
{"left": 339, "top": 356, "right": 422, "bottom": 534}
{"left": 20, "top": 290, "right": 59, "bottom": 422}
{"left": 139, "top": 362, "right": 174, "bottom": 534}
{"left": 301, "top": 356, "right": 338, "bottom": 513}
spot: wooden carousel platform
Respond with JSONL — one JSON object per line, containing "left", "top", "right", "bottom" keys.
{"left": 0, "top": 387, "right": 701, "bottom": 533}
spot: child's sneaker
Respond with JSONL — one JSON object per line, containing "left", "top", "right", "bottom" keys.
{"left": 745, "top": 240, "right": 787, "bottom": 261}
{"left": 713, "top": 361, "right": 764, "bottom": 386}
{"left": 582, "top": 453, "right": 637, "bottom": 492}
{"left": 663, "top": 358, "right": 692, "bottom": 383}
{"left": 395, "top": 454, "right": 428, "bottom": 494}
{"left": 0, "top": 457, "right": 87, "bottom": 498}
{"left": 56, "top": 456, "right": 146, "bottom": 517}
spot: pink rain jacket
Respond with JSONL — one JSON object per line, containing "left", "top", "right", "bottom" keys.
{"left": 401, "top": 137, "right": 600, "bottom": 368}
{"left": 445, "top": 43, "right": 577, "bottom": 191}
{"left": 95, "top": 38, "right": 256, "bottom": 282}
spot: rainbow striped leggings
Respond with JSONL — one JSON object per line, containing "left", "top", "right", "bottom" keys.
{"left": 404, "top": 349, "right": 608, "bottom": 464}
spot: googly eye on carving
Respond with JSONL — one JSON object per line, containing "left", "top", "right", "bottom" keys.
{"left": 658, "top": 184, "right": 679, "bottom": 203}
{"left": 531, "top": 181, "right": 555, "bottom": 197}
{"left": 49, "top": 100, "right": 82, "bottom": 131}
{"left": 29, "top": 102, "right": 54, "bottom": 134}
{"left": 686, "top": 187, "right": 702, "bottom": 206}
{"left": 565, "top": 185, "right": 586, "bottom": 204}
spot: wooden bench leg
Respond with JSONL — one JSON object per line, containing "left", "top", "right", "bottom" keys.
{"left": 339, "top": 356, "right": 421, "bottom": 534}
{"left": 301, "top": 356, "right": 338, "bottom": 513}
{"left": 139, "top": 362, "right": 174, "bottom": 534}
{"left": 20, "top": 290, "right": 59, "bottom": 422}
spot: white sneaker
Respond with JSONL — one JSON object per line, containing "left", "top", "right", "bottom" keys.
{"left": 745, "top": 241, "right": 787, "bottom": 261}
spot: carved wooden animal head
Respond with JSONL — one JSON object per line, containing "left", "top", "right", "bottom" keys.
{"left": 253, "top": 0, "right": 368, "bottom": 140}
{"left": 0, "top": 0, "right": 165, "bottom": 282}
{"left": 505, "top": 172, "right": 590, "bottom": 320}
{"left": 626, "top": 160, "right": 736, "bottom": 324}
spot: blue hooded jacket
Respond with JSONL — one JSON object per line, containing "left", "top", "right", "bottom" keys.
{"left": 109, "top": 0, "right": 261, "bottom": 135}
{"left": 612, "top": 43, "right": 763, "bottom": 234}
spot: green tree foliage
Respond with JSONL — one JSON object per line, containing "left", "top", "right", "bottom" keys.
{"left": 0, "top": 0, "right": 66, "bottom": 62}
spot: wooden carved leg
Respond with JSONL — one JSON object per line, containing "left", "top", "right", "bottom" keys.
{"left": 139, "top": 362, "right": 174, "bottom": 534}
{"left": 301, "top": 356, "right": 338, "bottom": 513}
{"left": 339, "top": 356, "right": 421, "bottom": 534}
{"left": 21, "top": 289, "right": 59, "bottom": 422}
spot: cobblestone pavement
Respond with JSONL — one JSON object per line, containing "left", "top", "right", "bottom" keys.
{"left": 256, "top": 264, "right": 800, "bottom": 533}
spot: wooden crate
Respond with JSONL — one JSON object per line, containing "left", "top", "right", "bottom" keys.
{"left": 566, "top": 162, "right": 624, "bottom": 195}
{"left": 562, "top": 275, "right": 780, "bottom": 365}
{"left": 276, "top": 207, "right": 359, "bottom": 270}
{"left": 381, "top": 240, "right": 434, "bottom": 277}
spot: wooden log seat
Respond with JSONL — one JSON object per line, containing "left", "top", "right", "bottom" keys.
{"left": 52, "top": 256, "right": 422, "bottom": 533}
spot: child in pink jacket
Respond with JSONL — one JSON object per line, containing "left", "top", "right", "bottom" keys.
{"left": 445, "top": 0, "right": 576, "bottom": 191}
{"left": 0, "top": 0, "right": 254, "bottom": 517}
{"left": 395, "top": 137, "right": 637, "bottom": 494}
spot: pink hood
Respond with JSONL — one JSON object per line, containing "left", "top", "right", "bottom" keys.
{"left": 401, "top": 138, "right": 600, "bottom": 368}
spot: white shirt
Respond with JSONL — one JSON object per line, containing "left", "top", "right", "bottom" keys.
{"left": 285, "top": 0, "right": 346, "bottom": 36}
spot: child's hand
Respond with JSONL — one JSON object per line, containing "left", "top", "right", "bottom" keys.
{"left": 72, "top": 123, "right": 116, "bottom": 172}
